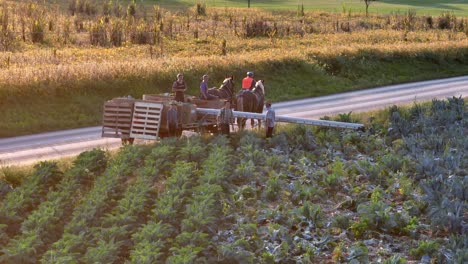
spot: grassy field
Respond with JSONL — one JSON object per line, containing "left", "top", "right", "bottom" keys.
{"left": 60, "top": 0, "right": 468, "bottom": 16}
{"left": 0, "top": 1, "right": 467, "bottom": 137}
{"left": 46, "top": 0, "right": 468, "bottom": 16}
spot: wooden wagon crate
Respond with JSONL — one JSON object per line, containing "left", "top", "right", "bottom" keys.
{"left": 102, "top": 98, "right": 135, "bottom": 139}
{"left": 142, "top": 93, "right": 173, "bottom": 103}
{"left": 189, "top": 98, "right": 224, "bottom": 109}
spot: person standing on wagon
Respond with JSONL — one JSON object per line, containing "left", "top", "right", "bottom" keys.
{"left": 172, "top": 73, "right": 186, "bottom": 102}
{"left": 200, "top": 74, "right": 217, "bottom": 100}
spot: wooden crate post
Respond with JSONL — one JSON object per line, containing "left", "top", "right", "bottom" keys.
{"left": 102, "top": 99, "right": 135, "bottom": 139}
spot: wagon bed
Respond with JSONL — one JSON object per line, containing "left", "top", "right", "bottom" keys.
{"left": 102, "top": 94, "right": 225, "bottom": 142}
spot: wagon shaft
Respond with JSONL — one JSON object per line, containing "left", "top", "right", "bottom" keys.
{"left": 195, "top": 108, "right": 365, "bottom": 130}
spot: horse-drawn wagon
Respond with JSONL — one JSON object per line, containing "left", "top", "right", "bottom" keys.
{"left": 101, "top": 77, "right": 364, "bottom": 144}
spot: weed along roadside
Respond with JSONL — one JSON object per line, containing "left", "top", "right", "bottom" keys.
{"left": 0, "top": 98, "right": 465, "bottom": 262}
{"left": 0, "top": 1, "right": 467, "bottom": 137}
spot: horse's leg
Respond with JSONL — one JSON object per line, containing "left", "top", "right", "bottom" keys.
{"left": 250, "top": 118, "right": 255, "bottom": 128}
{"left": 237, "top": 118, "right": 245, "bottom": 130}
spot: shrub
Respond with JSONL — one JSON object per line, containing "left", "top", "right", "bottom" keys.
{"left": 196, "top": 2, "right": 206, "bottom": 16}
{"left": 127, "top": 0, "right": 136, "bottom": 18}
{"left": 244, "top": 19, "right": 273, "bottom": 38}
{"left": 438, "top": 12, "right": 455, "bottom": 30}
{"left": 410, "top": 240, "right": 439, "bottom": 258}
{"left": 69, "top": 0, "right": 78, "bottom": 15}
{"left": 299, "top": 201, "right": 323, "bottom": 226}
{"left": 89, "top": 19, "right": 108, "bottom": 46}
{"left": 113, "top": 2, "right": 123, "bottom": 17}
{"left": 332, "top": 214, "right": 351, "bottom": 230}
{"left": 83, "top": 0, "right": 97, "bottom": 16}
{"left": 102, "top": 1, "right": 112, "bottom": 16}
{"left": 110, "top": 19, "right": 124, "bottom": 46}
{"left": 0, "top": 180, "right": 12, "bottom": 199}
{"left": 347, "top": 242, "right": 369, "bottom": 263}
{"left": 425, "top": 16, "right": 433, "bottom": 29}
{"left": 130, "top": 22, "right": 153, "bottom": 45}
{"left": 383, "top": 254, "right": 407, "bottom": 264}
{"left": 31, "top": 19, "right": 45, "bottom": 43}
{"left": 263, "top": 173, "right": 281, "bottom": 201}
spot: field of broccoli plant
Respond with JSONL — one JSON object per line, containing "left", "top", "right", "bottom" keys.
{"left": 0, "top": 97, "right": 466, "bottom": 263}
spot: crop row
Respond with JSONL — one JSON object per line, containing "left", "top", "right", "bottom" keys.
{"left": 0, "top": 161, "right": 63, "bottom": 244}
{"left": 80, "top": 143, "right": 179, "bottom": 263}
{"left": 129, "top": 160, "right": 198, "bottom": 262}
{"left": 0, "top": 149, "right": 107, "bottom": 263}
{"left": 41, "top": 145, "right": 149, "bottom": 263}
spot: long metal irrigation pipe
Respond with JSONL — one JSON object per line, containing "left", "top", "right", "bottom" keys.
{"left": 195, "top": 108, "right": 365, "bottom": 130}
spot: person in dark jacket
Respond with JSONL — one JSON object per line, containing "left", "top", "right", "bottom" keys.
{"left": 217, "top": 100, "right": 234, "bottom": 137}
{"left": 172, "top": 73, "right": 186, "bottom": 102}
{"left": 167, "top": 102, "right": 179, "bottom": 137}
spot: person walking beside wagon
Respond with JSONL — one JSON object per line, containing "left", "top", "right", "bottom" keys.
{"left": 265, "top": 100, "right": 275, "bottom": 138}
{"left": 172, "top": 73, "right": 186, "bottom": 102}
{"left": 167, "top": 101, "right": 179, "bottom": 137}
{"left": 217, "top": 100, "right": 234, "bottom": 137}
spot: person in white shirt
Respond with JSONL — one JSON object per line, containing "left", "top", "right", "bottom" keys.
{"left": 265, "top": 100, "right": 275, "bottom": 138}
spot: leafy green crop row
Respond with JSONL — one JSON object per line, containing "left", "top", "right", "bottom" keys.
{"left": 41, "top": 146, "right": 149, "bottom": 263}
{"left": 0, "top": 149, "right": 107, "bottom": 263}
{"left": 82, "top": 142, "right": 179, "bottom": 263}
{"left": 129, "top": 161, "right": 198, "bottom": 262}
{"left": 0, "top": 162, "right": 63, "bottom": 245}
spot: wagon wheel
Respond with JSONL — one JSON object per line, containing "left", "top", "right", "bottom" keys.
{"left": 121, "top": 137, "right": 134, "bottom": 145}
{"left": 158, "top": 131, "right": 169, "bottom": 139}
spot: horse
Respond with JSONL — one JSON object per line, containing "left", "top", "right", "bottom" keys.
{"left": 207, "top": 76, "right": 235, "bottom": 101}
{"left": 235, "top": 80, "right": 265, "bottom": 130}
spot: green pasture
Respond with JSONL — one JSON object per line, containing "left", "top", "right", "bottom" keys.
{"left": 81, "top": 0, "right": 468, "bottom": 16}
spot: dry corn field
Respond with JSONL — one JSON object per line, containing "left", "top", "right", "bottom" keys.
{"left": 0, "top": 1, "right": 467, "bottom": 90}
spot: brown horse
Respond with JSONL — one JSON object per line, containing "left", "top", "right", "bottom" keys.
{"left": 235, "top": 80, "right": 265, "bottom": 130}
{"left": 207, "top": 76, "right": 235, "bottom": 101}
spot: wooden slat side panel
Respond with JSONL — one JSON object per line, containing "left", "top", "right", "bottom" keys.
{"left": 101, "top": 99, "right": 135, "bottom": 139}
{"left": 103, "top": 113, "right": 133, "bottom": 118}
{"left": 131, "top": 124, "right": 160, "bottom": 129}
{"left": 130, "top": 102, "right": 164, "bottom": 140}
{"left": 104, "top": 108, "right": 133, "bottom": 113}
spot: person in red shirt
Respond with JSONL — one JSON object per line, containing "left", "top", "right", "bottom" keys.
{"left": 242, "top": 71, "right": 255, "bottom": 91}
